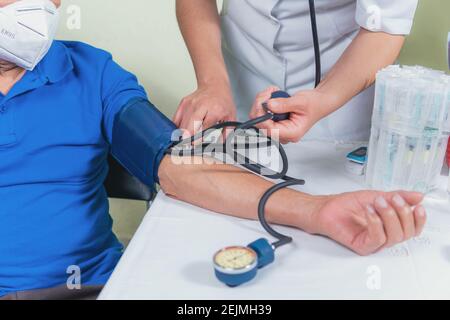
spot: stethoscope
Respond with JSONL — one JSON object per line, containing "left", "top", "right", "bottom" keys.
{"left": 166, "top": 0, "right": 322, "bottom": 287}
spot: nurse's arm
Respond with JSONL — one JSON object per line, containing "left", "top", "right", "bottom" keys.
{"left": 173, "top": 0, "right": 236, "bottom": 135}
{"left": 314, "top": 28, "right": 405, "bottom": 115}
{"left": 157, "top": 155, "right": 426, "bottom": 256}
{"left": 255, "top": 29, "right": 406, "bottom": 143}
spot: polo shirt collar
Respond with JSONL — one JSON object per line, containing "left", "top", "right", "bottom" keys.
{"left": 34, "top": 41, "right": 74, "bottom": 84}
{"left": 1, "top": 41, "right": 73, "bottom": 102}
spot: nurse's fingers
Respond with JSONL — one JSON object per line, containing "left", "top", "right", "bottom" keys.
{"left": 250, "top": 86, "right": 280, "bottom": 119}
{"left": 173, "top": 100, "right": 187, "bottom": 127}
{"left": 390, "top": 193, "right": 415, "bottom": 240}
{"left": 373, "top": 195, "right": 404, "bottom": 248}
{"left": 413, "top": 205, "right": 427, "bottom": 237}
{"left": 266, "top": 93, "right": 310, "bottom": 114}
{"left": 179, "top": 109, "right": 206, "bottom": 137}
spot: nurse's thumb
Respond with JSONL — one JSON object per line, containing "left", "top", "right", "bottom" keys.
{"left": 267, "top": 96, "right": 308, "bottom": 114}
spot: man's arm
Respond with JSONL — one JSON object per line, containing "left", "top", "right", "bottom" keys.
{"left": 158, "top": 155, "right": 426, "bottom": 256}
{"left": 173, "top": 0, "right": 236, "bottom": 136}
{"left": 158, "top": 155, "right": 320, "bottom": 233}
{"left": 252, "top": 29, "right": 406, "bottom": 143}
{"left": 100, "top": 50, "right": 426, "bottom": 256}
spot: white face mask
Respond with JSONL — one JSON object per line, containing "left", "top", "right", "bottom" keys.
{"left": 0, "top": 0, "right": 59, "bottom": 71}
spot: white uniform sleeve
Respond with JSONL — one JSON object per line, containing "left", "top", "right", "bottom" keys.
{"left": 355, "top": 0, "right": 419, "bottom": 35}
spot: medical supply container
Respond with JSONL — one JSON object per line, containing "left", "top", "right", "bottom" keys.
{"left": 366, "top": 65, "right": 450, "bottom": 193}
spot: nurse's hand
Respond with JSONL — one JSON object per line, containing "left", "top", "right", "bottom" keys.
{"left": 249, "top": 87, "right": 332, "bottom": 144}
{"left": 310, "top": 191, "right": 426, "bottom": 256}
{"left": 173, "top": 83, "right": 237, "bottom": 137}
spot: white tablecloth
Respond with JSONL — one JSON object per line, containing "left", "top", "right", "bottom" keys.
{"left": 99, "top": 142, "right": 450, "bottom": 300}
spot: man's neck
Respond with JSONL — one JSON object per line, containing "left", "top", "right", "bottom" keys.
{"left": 0, "top": 60, "right": 26, "bottom": 95}
{"left": 0, "top": 60, "right": 20, "bottom": 74}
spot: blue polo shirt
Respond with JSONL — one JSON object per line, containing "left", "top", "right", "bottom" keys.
{"left": 0, "top": 41, "right": 172, "bottom": 296}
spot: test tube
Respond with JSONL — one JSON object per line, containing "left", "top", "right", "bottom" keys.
{"left": 427, "top": 134, "right": 449, "bottom": 191}
{"left": 448, "top": 166, "right": 450, "bottom": 196}
{"left": 365, "top": 126, "right": 380, "bottom": 187}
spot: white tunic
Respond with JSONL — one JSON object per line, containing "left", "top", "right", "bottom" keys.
{"left": 221, "top": 0, "right": 418, "bottom": 141}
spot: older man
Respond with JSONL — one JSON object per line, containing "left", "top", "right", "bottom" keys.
{"left": 0, "top": 0, "right": 426, "bottom": 300}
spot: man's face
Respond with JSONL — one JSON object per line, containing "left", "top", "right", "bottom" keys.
{"left": 0, "top": 0, "right": 61, "bottom": 8}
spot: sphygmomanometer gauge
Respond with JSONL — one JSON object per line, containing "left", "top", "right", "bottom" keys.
{"left": 213, "top": 246, "right": 258, "bottom": 287}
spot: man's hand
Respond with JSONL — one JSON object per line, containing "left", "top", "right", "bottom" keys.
{"left": 249, "top": 87, "right": 334, "bottom": 144}
{"left": 310, "top": 191, "right": 426, "bottom": 256}
{"left": 173, "top": 83, "right": 236, "bottom": 137}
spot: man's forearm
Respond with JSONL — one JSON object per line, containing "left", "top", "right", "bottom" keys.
{"left": 315, "top": 28, "right": 405, "bottom": 118}
{"left": 157, "top": 155, "right": 427, "bottom": 256}
{"left": 176, "top": 0, "right": 229, "bottom": 87}
{"left": 158, "top": 156, "right": 322, "bottom": 234}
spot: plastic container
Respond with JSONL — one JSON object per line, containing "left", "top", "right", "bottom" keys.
{"left": 366, "top": 65, "right": 450, "bottom": 193}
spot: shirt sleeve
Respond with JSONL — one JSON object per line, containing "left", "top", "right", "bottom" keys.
{"left": 100, "top": 55, "right": 176, "bottom": 187}
{"left": 355, "top": 0, "right": 419, "bottom": 35}
{"left": 100, "top": 55, "right": 148, "bottom": 144}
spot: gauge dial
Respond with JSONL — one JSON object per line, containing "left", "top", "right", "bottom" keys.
{"left": 213, "top": 246, "right": 257, "bottom": 273}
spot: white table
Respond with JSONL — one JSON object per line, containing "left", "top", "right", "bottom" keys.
{"left": 99, "top": 142, "right": 450, "bottom": 300}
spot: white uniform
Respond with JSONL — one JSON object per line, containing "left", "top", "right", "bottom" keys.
{"left": 221, "top": 0, "right": 418, "bottom": 141}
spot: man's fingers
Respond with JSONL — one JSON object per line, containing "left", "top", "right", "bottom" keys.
{"left": 363, "top": 205, "right": 386, "bottom": 254}
{"left": 396, "top": 191, "right": 424, "bottom": 206}
{"left": 374, "top": 195, "right": 404, "bottom": 248}
{"left": 391, "top": 193, "right": 415, "bottom": 240}
{"left": 413, "top": 205, "right": 427, "bottom": 236}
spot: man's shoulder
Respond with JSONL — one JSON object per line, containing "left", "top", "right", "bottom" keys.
{"left": 50, "top": 41, "right": 141, "bottom": 93}
{"left": 55, "top": 40, "right": 114, "bottom": 69}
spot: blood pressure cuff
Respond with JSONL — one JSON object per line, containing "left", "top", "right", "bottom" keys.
{"left": 111, "top": 97, "right": 177, "bottom": 190}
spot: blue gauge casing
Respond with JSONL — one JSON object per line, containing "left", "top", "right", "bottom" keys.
{"left": 248, "top": 238, "right": 275, "bottom": 268}
{"left": 271, "top": 91, "right": 291, "bottom": 99}
{"left": 214, "top": 238, "right": 275, "bottom": 287}
{"left": 214, "top": 268, "right": 258, "bottom": 288}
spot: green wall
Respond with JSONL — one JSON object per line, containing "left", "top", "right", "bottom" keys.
{"left": 399, "top": 0, "right": 450, "bottom": 71}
